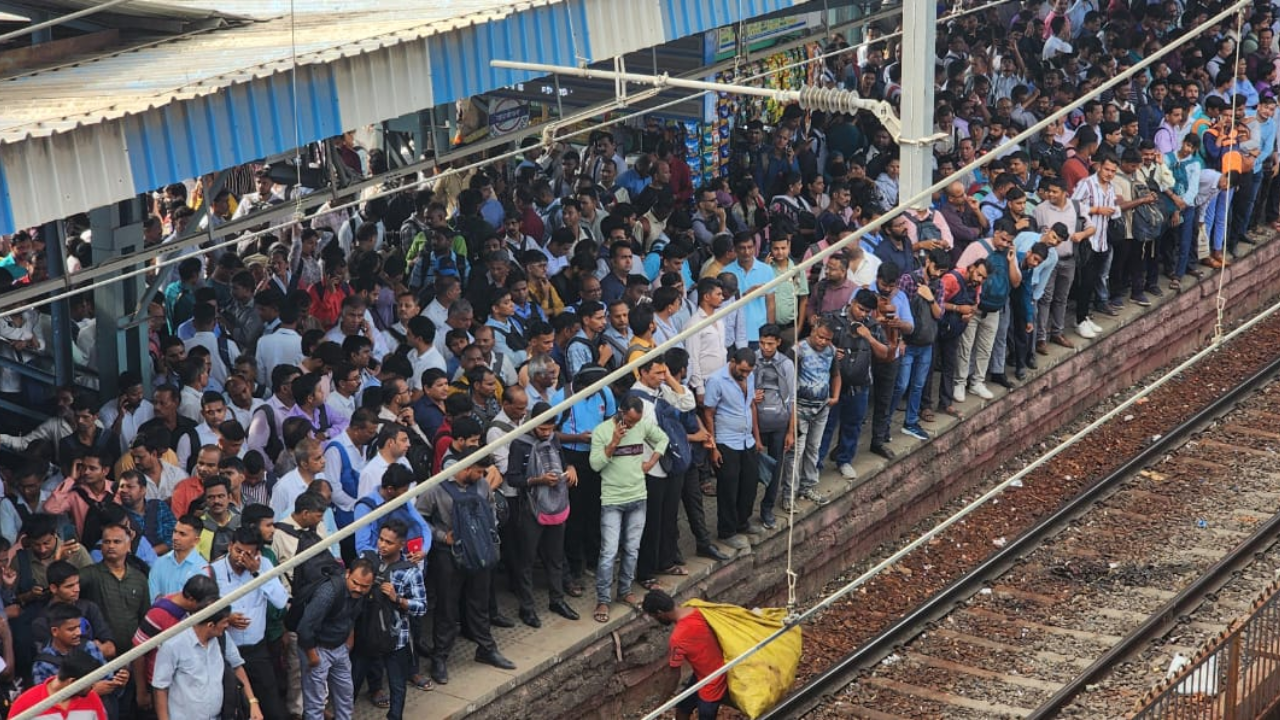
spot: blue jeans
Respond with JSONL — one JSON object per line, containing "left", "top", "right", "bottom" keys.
{"left": 817, "top": 384, "right": 870, "bottom": 469}
{"left": 891, "top": 344, "right": 933, "bottom": 427}
{"left": 1208, "top": 188, "right": 1233, "bottom": 251}
{"left": 597, "top": 499, "right": 646, "bottom": 604}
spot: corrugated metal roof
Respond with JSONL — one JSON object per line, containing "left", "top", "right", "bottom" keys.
{"left": 0, "top": 0, "right": 805, "bottom": 232}
{"left": 2, "top": 0, "right": 234, "bottom": 22}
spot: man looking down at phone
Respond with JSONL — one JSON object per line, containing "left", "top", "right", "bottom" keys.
{"left": 505, "top": 402, "right": 579, "bottom": 628}
{"left": 590, "top": 396, "right": 668, "bottom": 623}
{"left": 7, "top": 513, "right": 92, "bottom": 682}
{"left": 954, "top": 217, "right": 1024, "bottom": 402}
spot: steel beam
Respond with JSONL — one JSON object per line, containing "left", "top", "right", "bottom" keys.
{"left": 897, "top": 0, "right": 937, "bottom": 210}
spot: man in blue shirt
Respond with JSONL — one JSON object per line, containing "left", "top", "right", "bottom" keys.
{"left": 724, "top": 233, "right": 776, "bottom": 349}
{"left": 353, "top": 464, "right": 431, "bottom": 556}
{"left": 559, "top": 365, "right": 616, "bottom": 590}
{"left": 701, "top": 350, "right": 761, "bottom": 552}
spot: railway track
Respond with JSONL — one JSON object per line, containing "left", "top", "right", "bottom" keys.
{"left": 763, "top": 335, "right": 1280, "bottom": 718}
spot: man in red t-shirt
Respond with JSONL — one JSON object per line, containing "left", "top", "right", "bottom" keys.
{"left": 10, "top": 647, "right": 108, "bottom": 720}
{"left": 644, "top": 590, "right": 727, "bottom": 720}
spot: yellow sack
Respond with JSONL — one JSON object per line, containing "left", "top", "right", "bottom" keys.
{"left": 684, "top": 599, "right": 803, "bottom": 719}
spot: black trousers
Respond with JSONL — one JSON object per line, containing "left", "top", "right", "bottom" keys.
{"left": 513, "top": 506, "right": 567, "bottom": 612}
{"left": 715, "top": 444, "right": 758, "bottom": 539}
{"left": 429, "top": 546, "right": 496, "bottom": 660}
{"left": 924, "top": 332, "right": 962, "bottom": 411}
{"left": 1008, "top": 292, "right": 1033, "bottom": 371}
{"left": 678, "top": 463, "right": 713, "bottom": 551}
{"left": 240, "top": 639, "right": 289, "bottom": 720}
{"left": 870, "top": 359, "right": 898, "bottom": 446}
{"left": 1075, "top": 243, "right": 1104, "bottom": 324}
{"left": 636, "top": 473, "right": 681, "bottom": 582}
{"left": 563, "top": 449, "right": 601, "bottom": 578}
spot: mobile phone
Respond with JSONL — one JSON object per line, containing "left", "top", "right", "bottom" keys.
{"left": 406, "top": 537, "right": 424, "bottom": 555}
{"left": 59, "top": 525, "right": 76, "bottom": 543}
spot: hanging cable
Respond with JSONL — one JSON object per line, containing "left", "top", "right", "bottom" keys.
{"left": 12, "top": 3, "right": 1247, "bottom": 715}
{"left": 1213, "top": 9, "right": 1246, "bottom": 346}
{"left": 289, "top": 0, "right": 305, "bottom": 220}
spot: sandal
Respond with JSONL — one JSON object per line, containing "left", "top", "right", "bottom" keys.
{"left": 594, "top": 603, "right": 610, "bottom": 623}
{"left": 565, "top": 580, "right": 584, "bottom": 597}
{"left": 659, "top": 565, "right": 689, "bottom": 576}
{"left": 622, "top": 593, "right": 642, "bottom": 610}
{"left": 942, "top": 405, "right": 966, "bottom": 420}
{"left": 921, "top": 408, "right": 936, "bottom": 423}
{"left": 639, "top": 578, "right": 666, "bottom": 591}
{"left": 371, "top": 689, "right": 390, "bottom": 708}
{"left": 701, "top": 482, "right": 717, "bottom": 497}
{"left": 409, "top": 674, "right": 435, "bottom": 691}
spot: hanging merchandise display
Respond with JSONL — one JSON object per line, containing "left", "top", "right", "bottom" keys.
{"left": 701, "top": 43, "right": 823, "bottom": 186}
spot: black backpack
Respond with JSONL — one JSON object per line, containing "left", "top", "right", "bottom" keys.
{"left": 278, "top": 523, "right": 345, "bottom": 632}
{"left": 625, "top": 389, "right": 694, "bottom": 476}
{"left": 439, "top": 480, "right": 501, "bottom": 573}
{"left": 351, "top": 551, "right": 411, "bottom": 658}
{"left": 253, "top": 404, "right": 284, "bottom": 466}
{"left": 938, "top": 269, "right": 974, "bottom": 340}
{"left": 825, "top": 311, "right": 875, "bottom": 388}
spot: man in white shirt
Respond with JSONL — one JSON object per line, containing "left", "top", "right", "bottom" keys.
{"left": 129, "top": 433, "right": 186, "bottom": 501}
{"left": 256, "top": 303, "right": 304, "bottom": 385}
{"left": 356, "top": 424, "right": 414, "bottom": 499}
{"left": 325, "top": 362, "right": 361, "bottom": 422}
{"left": 685, "top": 277, "right": 728, "bottom": 400}
{"left": 405, "top": 317, "right": 447, "bottom": 394}
{"left": 97, "top": 372, "right": 154, "bottom": 455}
{"left": 422, "top": 276, "right": 460, "bottom": 335}
{"left": 184, "top": 304, "right": 240, "bottom": 389}
{"left": 270, "top": 437, "right": 327, "bottom": 520}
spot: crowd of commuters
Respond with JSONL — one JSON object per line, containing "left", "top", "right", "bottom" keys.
{"left": 0, "top": 0, "right": 1273, "bottom": 717}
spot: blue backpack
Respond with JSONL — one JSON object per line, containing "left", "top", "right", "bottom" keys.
{"left": 439, "top": 481, "right": 501, "bottom": 572}
{"left": 325, "top": 441, "right": 362, "bottom": 528}
{"left": 628, "top": 389, "right": 695, "bottom": 476}
{"left": 977, "top": 239, "right": 1012, "bottom": 312}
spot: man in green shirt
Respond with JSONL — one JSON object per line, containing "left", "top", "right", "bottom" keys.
{"left": 589, "top": 396, "right": 668, "bottom": 624}
{"left": 768, "top": 233, "right": 809, "bottom": 346}
{"left": 79, "top": 523, "right": 149, "bottom": 687}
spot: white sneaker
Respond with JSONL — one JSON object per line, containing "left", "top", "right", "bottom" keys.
{"left": 1085, "top": 318, "right": 1103, "bottom": 334}
{"left": 1075, "top": 321, "right": 1097, "bottom": 339}
{"left": 953, "top": 385, "right": 966, "bottom": 403}
{"left": 969, "top": 381, "right": 995, "bottom": 400}
{"left": 838, "top": 463, "right": 858, "bottom": 480}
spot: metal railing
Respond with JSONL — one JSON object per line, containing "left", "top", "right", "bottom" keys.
{"left": 1131, "top": 577, "right": 1280, "bottom": 720}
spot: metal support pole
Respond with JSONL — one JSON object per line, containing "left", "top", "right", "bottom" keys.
{"left": 91, "top": 197, "right": 147, "bottom": 399}
{"left": 897, "top": 0, "right": 937, "bottom": 210}
{"left": 43, "top": 220, "right": 72, "bottom": 389}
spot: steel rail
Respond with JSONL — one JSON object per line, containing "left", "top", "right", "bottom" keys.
{"left": 761, "top": 346, "right": 1280, "bottom": 719}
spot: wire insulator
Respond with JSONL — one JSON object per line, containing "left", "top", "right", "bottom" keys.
{"left": 797, "top": 85, "right": 863, "bottom": 114}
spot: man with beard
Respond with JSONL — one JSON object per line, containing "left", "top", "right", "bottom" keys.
{"left": 873, "top": 214, "right": 918, "bottom": 276}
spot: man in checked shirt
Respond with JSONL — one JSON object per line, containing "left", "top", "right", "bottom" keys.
{"left": 351, "top": 517, "right": 430, "bottom": 718}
